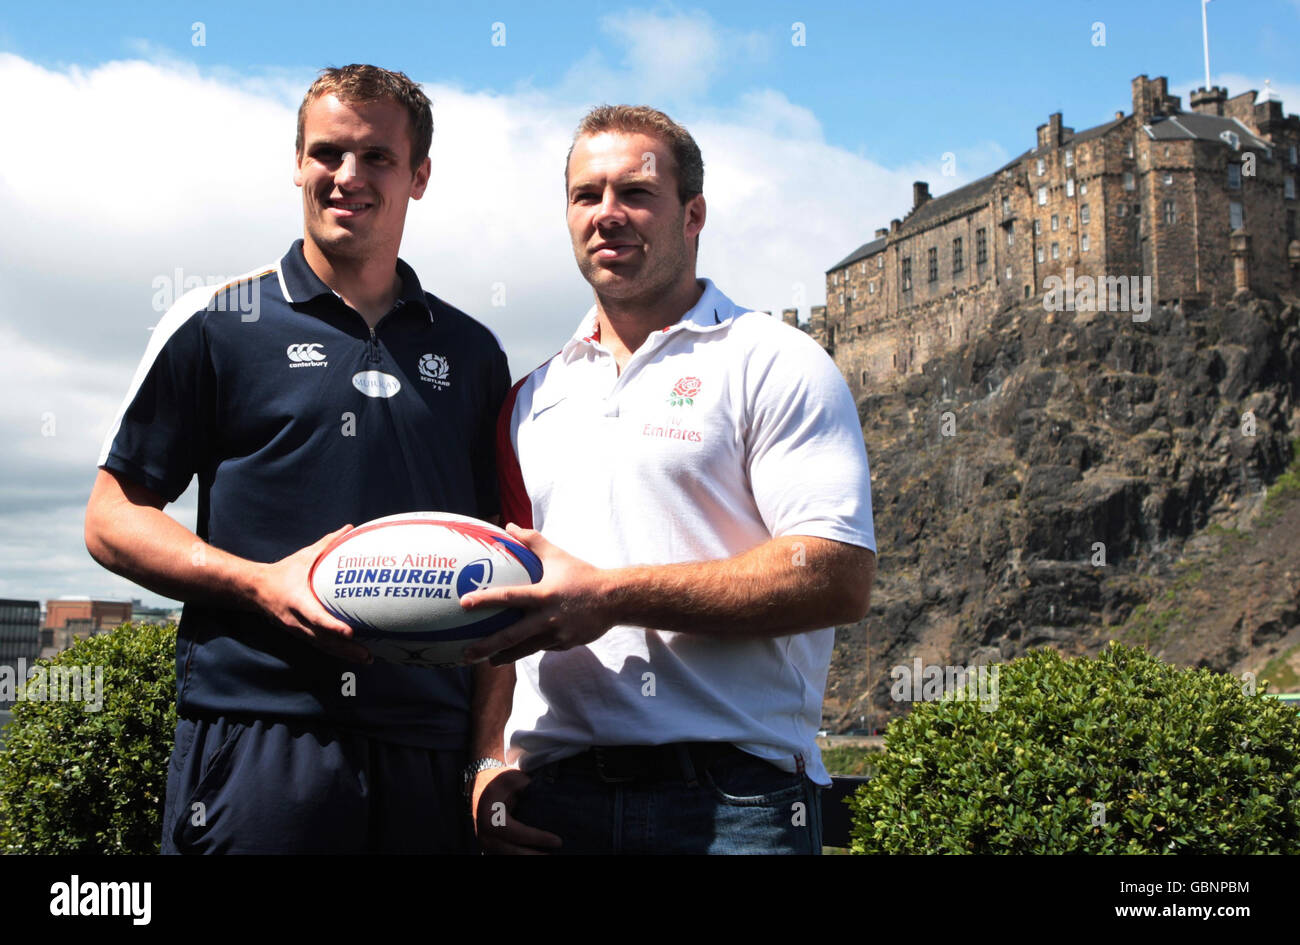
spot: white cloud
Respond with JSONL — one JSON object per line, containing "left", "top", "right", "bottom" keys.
{"left": 0, "top": 49, "right": 986, "bottom": 607}
{"left": 557, "top": 9, "right": 769, "bottom": 106}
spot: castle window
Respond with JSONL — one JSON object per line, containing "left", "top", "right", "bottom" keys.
{"left": 1065, "top": 149, "right": 1074, "bottom": 168}
{"left": 1230, "top": 201, "right": 1243, "bottom": 230}
{"left": 952, "top": 238, "right": 964, "bottom": 274}
{"left": 1081, "top": 204, "right": 1090, "bottom": 224}
{"left": 1290, "top": 145, "right": 1298, "bottom": 166}
{"left": 1024, "top": 284, "right": 1032, "bottom": 298}
{"left": 1228, "top": 164, "right": 1241, "bottom": 189}
{"left": 1081, "top": 233, "right": 1090, "bottom": 252}
{"left": 976, "top": 228, "right": 988, "bottom": 265}
{"left": 862, "top": 370, "right": 868, "bottom": 385}
{"left": 1006, "top": 223, "right": 1014, "bottom": 246}
{"left": 838, "top": 292, "right": 844, "bottom": 304}
{"left": 869, "top": 281, "right": 877, "bottom": 294}
{"left": 1288, "top": 209, "right": 1296, "bottom": 240}
{"left": 1285, "top": 177, "right": 1296, "bottom": 200}
{"left": 902, "top": 257, "right": 912, "bottom": 290}
{"left": 1066, "top": 179, "right": 1075, "bottom": 197}
{"left": 1123, "top": 172, "right": 1135, "bottom": 191}
{"left": 1080, "top": 181, "right": 1088, "bottom": 195}
{"left": 1036, "top": 246, "right": 1045, "bottom": 263}
{"left": 1119, "top": 203, "right": 1128, "bottom": 217}
{"left": 1065, "top": 215, "right": 1071, "bottom": 228}
{"left": 1163, "top": 200, "right": 1176, "bottom": 224}
{"left": 1036, "top": 158, "right": 1045, "bottom": 176}
{"left": 1163, "top": 172, "right": 1173, "bottom": 186}
{"left": 878, "top": 255, "right": 884, "bottom": 269}
{"left": 1006, "top": 266, "right": 1013, "bottom": 280}
{"left": 1051, "top": 214, "right": 1059, "bottom": 232}
{"left": 861, "top": 262, "right": 867, "bottom": 274}
{"left": 1034, "top": 219, "right": 1042, "bottom": 235}
{"left": 1001, "top": 196, "right": 1011, "bottom": 215}
{"left": 1037, "top": 186, "right": 1048, "bottom": 205}
{"left": 1125, "top": 139, "right": 1134, "bottom": 158}
{"left": 928, "top": 248, "right": 938, "bottom": 282}
{"left": 1051, "top": 242, "right": 1060, "bottom": 259}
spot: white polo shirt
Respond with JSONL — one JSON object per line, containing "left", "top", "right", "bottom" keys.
{"left": 497, "top": 279, "right": 875, "bottom": 785}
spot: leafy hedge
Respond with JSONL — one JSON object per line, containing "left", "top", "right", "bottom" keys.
{"left": 849, "top": 643, "right": 1300, "bottom": 853}
{"left": 0, "top": 623, "right": 176, "bottom": 854}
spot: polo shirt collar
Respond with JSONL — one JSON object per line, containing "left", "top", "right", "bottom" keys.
{"left": 563, "top": 278, "right": 737, "bottom": 360}
{"left": 277, "top": 239, "right": 432, "bottom": 320}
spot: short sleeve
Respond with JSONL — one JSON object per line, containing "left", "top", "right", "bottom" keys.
{"left": 743, "top": 328, "right": 876, "bottom": 552}
{"left": 97, "top": 294, "right": 214, "bottom": 503}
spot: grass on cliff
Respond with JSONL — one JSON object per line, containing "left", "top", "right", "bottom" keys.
{"left": 1118, "top": 441, "right": 1300, "bottom": 649}
{"left": 1259, "top": 438, "right": 1300, "bottom": 525}
{"left": 1261, "top": 645, "right": 1300, "bottom": 692}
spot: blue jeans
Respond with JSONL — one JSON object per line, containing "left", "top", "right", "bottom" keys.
{"left": 512, "top": 745, "right": 823, "bottom": 854}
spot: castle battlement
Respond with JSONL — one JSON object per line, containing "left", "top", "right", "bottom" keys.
{"left": 824, "top": 74, "right": 1300, "bottom": 399}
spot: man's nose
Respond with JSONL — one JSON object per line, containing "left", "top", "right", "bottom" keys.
{"left": 593, "top": 189, "right": 626, "bottom": 227}
{"left": 336, "top": 151, "right": 360, "bottom": 187}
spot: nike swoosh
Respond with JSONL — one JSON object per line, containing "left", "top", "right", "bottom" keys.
{"left": 530, "top": 397, "right": 568, "bottom": 419}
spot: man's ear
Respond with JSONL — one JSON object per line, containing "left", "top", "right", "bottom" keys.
{"left": 410, "top": 156, "right": 431, "bottom": 201}
{"left": 685, "top": 193, "right": 706, "bottom": 240}
{"left": 293, "top": 149, "right": 304, "bottom": 188}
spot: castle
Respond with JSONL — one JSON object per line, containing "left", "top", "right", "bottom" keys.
{"left": 806, "top": 75, "right": 1300, "bottom": 399}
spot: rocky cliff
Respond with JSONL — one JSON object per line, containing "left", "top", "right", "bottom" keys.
{"left": 825, "top": 294, "right": 1300, "bottom": 730}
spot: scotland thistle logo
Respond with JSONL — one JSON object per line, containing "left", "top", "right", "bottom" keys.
{"left": 418, "top": 353, "right": 451, "bottom": 389}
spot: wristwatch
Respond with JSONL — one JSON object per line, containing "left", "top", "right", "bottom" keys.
{"left": 462, "top": 757, "right": 508, "bottom": 800}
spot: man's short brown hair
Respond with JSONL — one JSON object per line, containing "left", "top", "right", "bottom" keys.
{"left": 296, "top": 64, "right": 433, "bottom": 173}
{"left": 565, "top": 105, "right": 704, "bottom": 202}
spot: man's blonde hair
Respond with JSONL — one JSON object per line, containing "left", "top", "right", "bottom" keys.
{"left": 296, "top": 64, "right": 433, "bottom": 173}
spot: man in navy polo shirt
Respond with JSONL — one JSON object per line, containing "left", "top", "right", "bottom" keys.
{"left": 84, "top": 65, "right": 510, "bottom": 853}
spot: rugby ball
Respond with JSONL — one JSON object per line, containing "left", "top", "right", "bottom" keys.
{"left": 308, "top": 512, "right": 543, "bottom": 667}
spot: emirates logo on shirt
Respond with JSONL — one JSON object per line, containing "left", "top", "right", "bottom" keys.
{"left": 668, "top": 376, "right": 701, "bottom": 407}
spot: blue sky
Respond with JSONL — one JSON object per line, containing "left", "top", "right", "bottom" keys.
{"left": 0, "top": 0, "right": 1297, "bottom": 608}
{"left": 6, "top": 1, "right": 1299, "bottom": 173}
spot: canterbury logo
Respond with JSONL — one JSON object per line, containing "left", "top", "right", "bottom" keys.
{"left": 287, "top": 343, "right": 327, "bottom": 368}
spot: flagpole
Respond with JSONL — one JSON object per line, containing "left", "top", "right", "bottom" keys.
{"left": 1202, "top": 0, "right": 1212, "bottom": 90}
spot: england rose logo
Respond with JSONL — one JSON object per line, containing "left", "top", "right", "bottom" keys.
{"left": 669, "top": 376, "right": 701, "bottom": 406}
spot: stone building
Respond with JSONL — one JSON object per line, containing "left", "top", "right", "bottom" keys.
{"left": 825, "top": 75, "right": 1300, "bottom": 399}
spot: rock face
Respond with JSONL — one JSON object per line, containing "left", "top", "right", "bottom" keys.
{"left": 825, "top": 295, "right": 1300, "bottom": 731}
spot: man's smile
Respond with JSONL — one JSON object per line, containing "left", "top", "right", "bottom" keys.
{"left": 325, "top": 197, "right": 373, "bottom": 217}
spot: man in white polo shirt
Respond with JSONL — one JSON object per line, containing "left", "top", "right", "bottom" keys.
{"left": 461, "top": 105, "right": 876, "bottom": 855}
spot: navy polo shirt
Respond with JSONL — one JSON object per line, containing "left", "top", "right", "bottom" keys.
{"left": 99, "top": 240, "right": 510, "bottom": 748}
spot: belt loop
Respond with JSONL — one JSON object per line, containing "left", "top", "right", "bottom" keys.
{"left": 676, "top": 744, "right": 699, "bottom": 787}
{"left": 794, "top": 753, "right": 806, "bottom": 777}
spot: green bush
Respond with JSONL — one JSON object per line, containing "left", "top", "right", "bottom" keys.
{"left": 0, "top": 623, "right": 176, "bottom": 854}
{"left": 849, "top": 643, "right": 1300, "bottom": 853}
